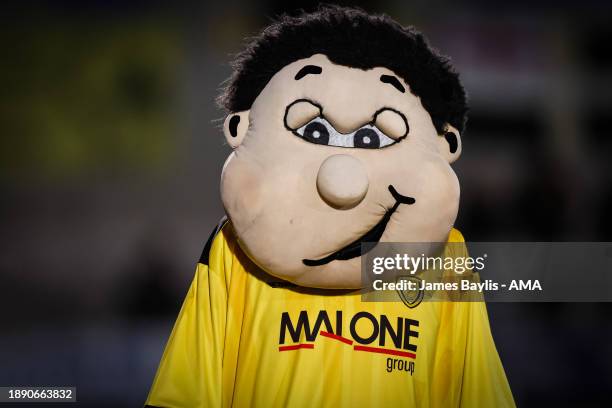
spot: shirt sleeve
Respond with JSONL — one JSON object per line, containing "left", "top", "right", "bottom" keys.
{"left": 458, "top": 299, "right": 516, "bottom": 408}
{"left": 446, "top": 228, "right": 516, "bottom": 407}
{"left": 145, "top": 241, "right": 229, "bottom": 407}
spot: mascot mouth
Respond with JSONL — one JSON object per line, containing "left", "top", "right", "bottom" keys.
{"left": 302, "top": 185, "right": 415, "bottom": 266}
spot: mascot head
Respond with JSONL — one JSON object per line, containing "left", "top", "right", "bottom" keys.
{"left": 218, "top": 6, "right": 468, "bottom": 289}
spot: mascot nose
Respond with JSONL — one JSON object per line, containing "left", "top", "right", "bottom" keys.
{"left": 316, "top": 154, "right": 369, "bottom": 209}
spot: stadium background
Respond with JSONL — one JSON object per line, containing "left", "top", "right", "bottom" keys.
{"left": 1, "top": 0, "right": 611, "bottom": 406}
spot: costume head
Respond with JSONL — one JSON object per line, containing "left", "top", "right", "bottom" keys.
{"left": 218, "top": 6, "right": 468, "bottom": 289}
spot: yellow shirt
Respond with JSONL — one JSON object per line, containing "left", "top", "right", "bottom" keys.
{"left": 146, "top": 224, "right": 514, "bottom": 408}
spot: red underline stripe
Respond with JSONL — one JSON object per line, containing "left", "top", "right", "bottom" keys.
{"left": 353, "top": 345, "right": 416, "bottom": 359}
{"left": 278, "top": 343, "right": 314, "bottom": 351}
{"left": 320, "top": 331, "right": 354, "bottom": 345}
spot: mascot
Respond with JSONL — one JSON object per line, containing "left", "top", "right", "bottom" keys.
{"left": 146, "top": 6, "right": 515, "bottom": 407}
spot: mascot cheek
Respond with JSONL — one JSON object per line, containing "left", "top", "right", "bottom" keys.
{"left": 220, "top": 152, "right": 265, "bottom": 232}
{"left": 421, "top": 161, "right": 460, "bottom": 235}
{"left": 390, "top": 158, "right": 459, "bottom": 243}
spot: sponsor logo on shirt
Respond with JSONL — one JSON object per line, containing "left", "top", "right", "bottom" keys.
{"left": 278, "top": 310, "right": 418, "bottom": 374}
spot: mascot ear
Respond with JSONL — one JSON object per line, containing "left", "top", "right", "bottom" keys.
{"left": 223, "top": 110, "right": 249, "bottom": 148}
{"left": 437, "top": 124, "right": 462, "bottom": 163}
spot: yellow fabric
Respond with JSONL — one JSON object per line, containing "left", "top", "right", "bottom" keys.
{"left": 146, "top": 225, "right": 515, "bottom": 408}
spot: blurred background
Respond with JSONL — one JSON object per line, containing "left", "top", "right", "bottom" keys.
{"left": 1, "top": 0, "right": 611, "bottom": 406}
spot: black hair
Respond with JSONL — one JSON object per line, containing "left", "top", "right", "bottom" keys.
{"left": 218, "top": 5, "right": 468, "bottom": 134}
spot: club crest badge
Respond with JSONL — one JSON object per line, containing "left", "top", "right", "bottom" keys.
{"left": 396, "top": 276, "right": 424, "bottom": 308}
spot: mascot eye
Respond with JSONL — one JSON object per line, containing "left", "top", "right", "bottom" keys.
{"left": 354, "top": 128, "right": 380, "bottom": 148}
{"left": 302, "top": 121, "right": 330, "bottom": 145}
{"left": 295, "top": 118, "right": 397, "bottom": 149}
{"left": 296, "top": 118, "right": 342, "bottom": 146}
{"left": 351, "top": 126, "right": 395, "bottom": 148}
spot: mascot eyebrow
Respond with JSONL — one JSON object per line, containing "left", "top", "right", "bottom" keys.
{"left": 380, "top": 74, "right": 405, "bottom": 93}
{"left": 295, "top": 65, "right": 323, "bottom": 80}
